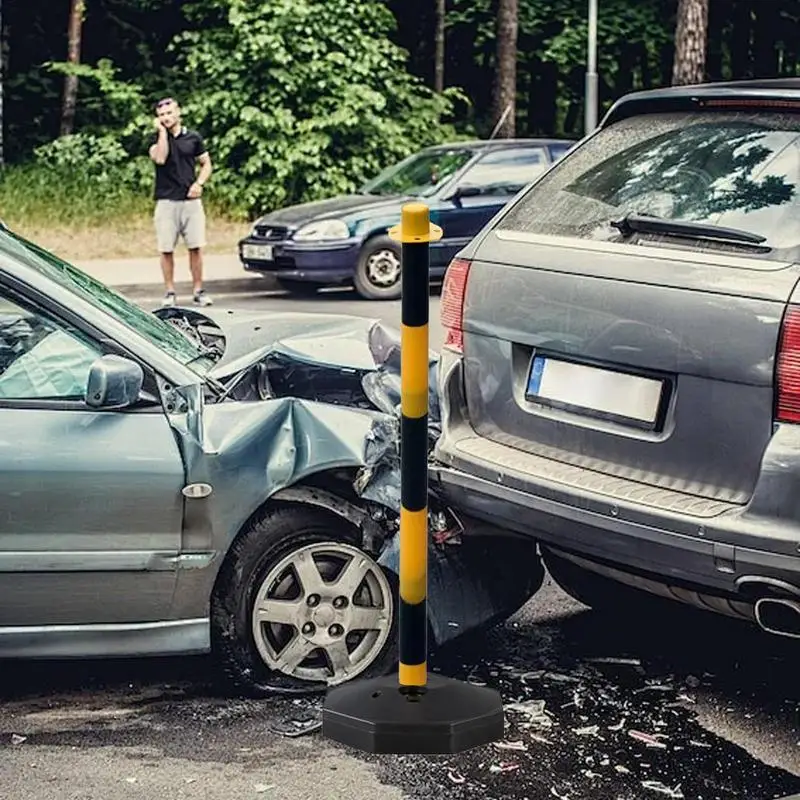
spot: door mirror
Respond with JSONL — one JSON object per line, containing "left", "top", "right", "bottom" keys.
{"left": 446, "top": 184, "right": 482, "bottom": 206}
{"left": 455, "top": 184, "right": 482, "bottom": 199}
{"left": 85, "top": 355, "right": 144, "bottom": 410}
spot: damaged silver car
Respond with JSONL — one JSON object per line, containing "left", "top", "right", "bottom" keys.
{"left": 0, "top": 229, "right": 542, "bottom": 696}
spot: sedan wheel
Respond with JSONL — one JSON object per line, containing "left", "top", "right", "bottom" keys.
{"left": 353, "top": 235, "right": 402, "bottom": 300}
{"left": 250, "top": 541, "right": 393, "bottom": 685}
{"left": 211, "top": 506, "right": 398, "bottom": 697}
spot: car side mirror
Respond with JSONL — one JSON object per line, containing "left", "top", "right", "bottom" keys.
{"left": 85, "top": 354, "right": 144, "bottom": 410}
{"left": 447, "top": 184, "right": 482, "bottom": 206}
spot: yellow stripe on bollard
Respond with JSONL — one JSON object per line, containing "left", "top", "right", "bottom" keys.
{"left": 400, "top": 323, "right": 429, "bottom": 419}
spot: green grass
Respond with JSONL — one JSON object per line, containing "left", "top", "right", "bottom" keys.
{"left": 0, "top": 163, "right": 249, "bottom": 261}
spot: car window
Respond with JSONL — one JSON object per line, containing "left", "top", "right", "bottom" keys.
{"left": 457, "top": 147, "right": 548, "bottom": 196}
{"left": 548, "top": 142, "right": 575, "bottom": 161}
{"left": 360, "top": 148, "right": 475, "bottom": 198}
{"left": 0, "top": 293, "right": 102, "bottom": 401}
{"left": 498, "top": 111, "right": 800, "bottom": 261}
{"left": 0, "top": 231, "right": 215, "bottom": 374}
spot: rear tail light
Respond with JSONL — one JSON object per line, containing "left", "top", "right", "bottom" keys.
{"left": 440, "top": 257, "right": 471, "bottom": 352}
{"left": 776, "top": 306, "right": 800, "bottom": 422}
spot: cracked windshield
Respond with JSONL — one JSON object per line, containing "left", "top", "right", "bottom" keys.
{"left": 1, "top": 1, "right": 799, "bottom": 799}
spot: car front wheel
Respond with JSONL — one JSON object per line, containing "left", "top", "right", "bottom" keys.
{"left": 353, "top": 235, "right": 402, "bottom": 300}
{"left": 211, "top": 505, "right": 397, "bottom": 697}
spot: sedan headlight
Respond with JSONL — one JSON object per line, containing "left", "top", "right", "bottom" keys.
{"left": 293, "top": 219, "right": 350, "bottom": 242}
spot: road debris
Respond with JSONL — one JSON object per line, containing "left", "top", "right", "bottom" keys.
{"left": 446, "top": 768, "right": 466, "bottom": 784}
{"left": 572, "top": 725, "right": 600, "bottom": 737}
{"left": 10, "top": 734, "right": 26, "bottom": 745}
{"left": 494, "top": 740, "right": 528, "bottom": 752}
{"left": 642, "top": 780, "right": 684, "bottom": 798}
{"left": 270, "top": 715, "right": 321, "bottom": 737}
{"left": 489, "top": 762, "right": 520, "bottom": 773}
{"left": 629, "top": 730, "right": 668, "bottom": 749}
{"left": 254, "top": 784, "right": 275, "bottom": 794}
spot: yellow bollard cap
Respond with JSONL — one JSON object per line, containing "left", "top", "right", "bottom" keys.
{"left": 389, "top": 202, "right": 443, "bottom": 243}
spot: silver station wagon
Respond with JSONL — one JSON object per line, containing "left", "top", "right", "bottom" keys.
{"left": 432, "top": 78, "right": 800, "bottom": 641}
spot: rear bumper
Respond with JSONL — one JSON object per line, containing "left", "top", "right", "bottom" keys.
{"left": 432, "top": 351, "right": 800, "bottom": 602}
{"left": 238, "top": 236, "right": 360, "bottom": 283}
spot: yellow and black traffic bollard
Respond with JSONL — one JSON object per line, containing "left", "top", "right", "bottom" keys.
{"left": 396, "top": 202, "right": 438, "bottom": 692}
{"left": 321, "top": 203, "right": 505, "bottom": 755}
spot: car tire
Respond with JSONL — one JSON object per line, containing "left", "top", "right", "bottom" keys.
{"left": 542, "top": 546, "right": 672, "bottom": 619}
{"left": 276, "top": 278, "right": 321, "bottom": 296}
{"left": 211, "top": 504, "right": 398, "bottom": 698}
{"left": 353, "top": 235, "right": 402, "bottom": 300}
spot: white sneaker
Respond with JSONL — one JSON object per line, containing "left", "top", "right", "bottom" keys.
{"left": 193, "top": 289, "right": 213, "bottom": 306}
{"left": 162, "top": 291, "right": 177, "bottom": 307}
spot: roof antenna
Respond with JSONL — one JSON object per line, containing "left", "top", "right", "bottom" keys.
{"left": 489, "top": 103, "right": 513, "bottom": 140}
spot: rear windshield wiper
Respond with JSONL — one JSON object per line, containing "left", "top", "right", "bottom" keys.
{"left": 610, "top": 213, "right": 768, "bottom": 246}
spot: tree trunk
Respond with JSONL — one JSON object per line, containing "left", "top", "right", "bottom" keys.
{"left": 671, "top": 0, "right": 709, "bottom": 86}
{"left": 0, "top": 0, "right": 4, "bottom": 168}
{"left": 434, "top": 0, "right": 445, "bottom": 93}
{"left": 491, "top": 0, "right": 518, "bottom": 138}
{"left": 60, "top": 0, "right": 85, "bottom": 136}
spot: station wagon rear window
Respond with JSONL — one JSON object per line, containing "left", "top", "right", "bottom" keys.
{"left": 498, "top": 110, "right": 800, "bottom": 261}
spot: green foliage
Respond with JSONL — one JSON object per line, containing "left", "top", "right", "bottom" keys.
{"left": 163, "top": 0, "right": 463, "bottom": 216}
{"left": 0, "top": 161, "right": 151, "bottom": 227}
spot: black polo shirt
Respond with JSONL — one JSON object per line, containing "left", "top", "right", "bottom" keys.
{"left": 151, "top": 127, "right": 207, "bottom": 201}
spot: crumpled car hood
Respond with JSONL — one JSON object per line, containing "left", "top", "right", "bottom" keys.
{"left": 154, "top": 306, "right": 441, "bottom": 433}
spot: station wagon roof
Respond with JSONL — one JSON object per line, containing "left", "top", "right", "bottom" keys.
{"left": 423, "top": 138, "right": 576, "bottom": 153}
{"left": 602, "top": 78, "right": 800, "bottom": 128}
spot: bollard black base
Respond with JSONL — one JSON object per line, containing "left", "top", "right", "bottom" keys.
{"left": 321, "top": 672, "right": 505, "bottom": 754}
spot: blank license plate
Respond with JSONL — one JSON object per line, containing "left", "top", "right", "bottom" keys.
{"left": 526, "top": 356, "right": 664, "bottom": 424}
{"left": 242, "top": 244, "right": 274, "bottom": 261}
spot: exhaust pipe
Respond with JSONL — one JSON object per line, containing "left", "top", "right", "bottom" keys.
{"left": 754, "top": 596, "right": 800, "bottom": 639}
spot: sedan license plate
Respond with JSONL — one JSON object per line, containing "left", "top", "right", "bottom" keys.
{"left": 526, "top": 355, "right": 664, "bottom": 425}
{"left": 242, "top": 243, "right": 274, "bottom": 261}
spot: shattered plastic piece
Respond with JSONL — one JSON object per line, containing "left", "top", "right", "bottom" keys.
{"left": 629, "top": 730, "right": 668, "bottom": 748}
{"left": 506, "top": 699, "right": 552, "bottom": 727}
{"left": 572, "top": 725, "right": 600, "bottom": 736}
{"left": 489, "top": 762, "right": 520, "bottom": 773}
{"left": 584, "top": 657, "right": 643, "bottom": 668}
{"left": 615, "top": 765, "right": 631, "bottom": 774}
{"left": 690, "top": 740, "right": 712, "bottom": 749}
{"left": 447, "top": 768, "right": 466, "bottom": 784}
{"left": 270, "top": 716, "right": 322, "bottom": 737}
{"left": 543, "top": 672, "right": 581, "bottom": 684}
{"left": 642, "top": 780, "right": 684, "bottom": 798}
{"left": 550, "top": 787, "right": 571, "bottom": 800}
{"left": 608, "top": 718, "right": 627, "bottom": 731}
{"left": 125, "top": 777, "right": 137, "bottom": 784}
{"left": 530, "top": 734, "right": 553, "bottom": 744}
{"left": 677, "top": 694, "right": 696, "bottom": 704}
{"left": 11, "top": 734, "right": 26, "bottom": 745}
{"left": 494, "top": 740, "right": 528, "bottom": 752}
{"left": 254, "top": 785, "right": 275, "bottom": 794}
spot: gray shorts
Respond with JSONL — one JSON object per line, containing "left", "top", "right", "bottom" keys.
{"left": 154, "top": 198, "right": 206, "bottom": 253}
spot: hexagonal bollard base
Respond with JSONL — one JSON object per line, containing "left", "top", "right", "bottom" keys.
{"left": 321, "top": 673, "right": 505, "bottom": 754}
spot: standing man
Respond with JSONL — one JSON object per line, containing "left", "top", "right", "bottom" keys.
{"left": 149, "top": 97, "right": 213, "bottom": 307}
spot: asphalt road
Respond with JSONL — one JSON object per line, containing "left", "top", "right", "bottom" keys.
{"left": 2, "top": 287, "right": 799, "bottom": 800}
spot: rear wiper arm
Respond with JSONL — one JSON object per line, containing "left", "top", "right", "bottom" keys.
{"left": 610, "top": 213, "right": 767, "bottom": 246}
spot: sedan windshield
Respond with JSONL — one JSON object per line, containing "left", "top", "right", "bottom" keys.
{"left": 361, "top": 148, "right": 474, "bottom": 197}
{"left": 499, "top": 110, "right": 800, "bottom": 261}
{"left": 3, "top": 232, "right": 214, "bottom": 374}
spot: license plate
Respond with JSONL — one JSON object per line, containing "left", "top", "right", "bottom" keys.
{"left": 526, "top": 355, "right": 664, "bottom": 425}
{"left": 242, "top": 244, "right": 274, "bottom": 261}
